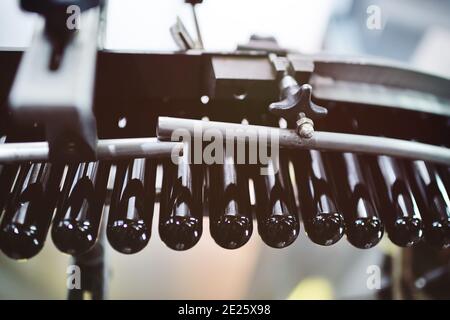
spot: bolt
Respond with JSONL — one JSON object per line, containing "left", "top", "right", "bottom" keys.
{"left": 296, "top": 116, "right": 314, "bottom": 139}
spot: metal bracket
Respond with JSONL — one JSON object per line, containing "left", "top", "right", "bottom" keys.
{"left": 8, "top": 7, "right": 100, "bottom": 162}
{"left": 170, "top": 17, "right": 196, "bottom": 51}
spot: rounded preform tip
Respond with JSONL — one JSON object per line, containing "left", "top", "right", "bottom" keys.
{"left": 52, "top": 219, "right": 97, "bottom": 256}
{"left": 307, "top": 212, "right": 345, "bottom": 246}
{"left": 107, "top": 219, "right": 150, "bottom": 254}
{"left": 212, "top": 215, "right": 252, "bottom": 249}
{"left": 0, "top": 223, "right": 44, "bottom": 260}
{"left": 160, "top": 216, "right": 201, "bottom": 251}
{"left": 389, "top": 217, "right": 423, "bottom": 247}
{"left": 347, "top": 217, "right": 384, "bottom": 249}
{"left": 260, "top": 215, "right": 299, "bottom": 248}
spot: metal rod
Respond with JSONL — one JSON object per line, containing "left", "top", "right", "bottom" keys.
{"left": 157, "top": 117, "right": 450, "bottom": 166}
{"left": 0, "top": 138, "right": 182, "bottom": 164}
{"left": 191, "top": 4, "right": 204, "bottom": 49}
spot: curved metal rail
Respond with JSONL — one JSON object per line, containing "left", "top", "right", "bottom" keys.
{"left": 0, "top": 138, "right": 182, "bottom": 163}
{"left": 157, "top": 117, "right": 450, "bottom": 166}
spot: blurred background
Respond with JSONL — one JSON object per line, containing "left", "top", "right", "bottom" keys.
{"left": 0, "top": 0, "right": 449, "bottom": 299}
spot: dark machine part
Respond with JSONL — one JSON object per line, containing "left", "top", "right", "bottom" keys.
{"left": 269, "top": 80, "right": 327, "bottom": 120}
{"left": 107, "top": 158, "right": 156, "bottom": 254}
{"left": 412, "top": 246, "right": 450, "bottom": 299}
{"left": 52, "top": 161, "right": 110, "bottom": 256}
{"left": 68, "top": 234, "right": 106, "bottom": 300}
{"left": 237, "top": 35, "right": 290, "bottom": 55}
{"left": 1, "top": 50, "right": 449, "bottom": 147}
{"left": 21, "top": 0, "right": 101, "bottom": 50}
{"left": 385, "top": 244, "right": 450, "bottom": 300}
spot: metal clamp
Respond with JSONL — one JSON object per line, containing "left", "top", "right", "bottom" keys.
{"left": 268, "top": 54, "right": 327, "bottom": 138}
{"left": 9, "top": 3, "right": 101, "bottom": 162}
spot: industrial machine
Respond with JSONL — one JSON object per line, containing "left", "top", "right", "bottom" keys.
{"left": 0, "top": 0, "right": 449, "bottom": 300}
